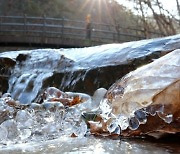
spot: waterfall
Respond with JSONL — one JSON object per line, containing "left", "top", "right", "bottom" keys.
{"left": 6, "top": 49, "right": 75, "bottom": 104}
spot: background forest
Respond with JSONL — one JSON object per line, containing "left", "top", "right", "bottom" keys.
{"left": 0, "top": 0, "right": 179, "bottom": 38}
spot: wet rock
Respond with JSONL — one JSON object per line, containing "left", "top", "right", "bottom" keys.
{"left": 0, "top": 57, "right": 16, "bottom": 67}
{"left": 101, "top": 49, "right": 180, "bottom": 138}
{"left": 0, "top": 57, "right": 16, "bottom": 93}
{"left": 16, "top": 53, "right": 28, "bottom": 62}
{"left": 0, "top": 77, "right": 8, "bottom": 94}
{"left": 0, "top": 34, "right": 180, "bottom": 104}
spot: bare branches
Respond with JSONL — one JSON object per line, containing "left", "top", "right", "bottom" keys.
{"left": 131, "top": 0, "right": 178, "bottom": 36}
{"left": 176, "top": 0, "right": 180, "bottom": 24}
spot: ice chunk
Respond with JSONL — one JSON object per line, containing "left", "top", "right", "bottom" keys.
{"left": 6, "top": 106, "right": 14, "bottom": 119}
{"left": 128, "top": 117, "right": 139, "bottom": 130}
{"left": 45, "top": 87, "right": 67, "bottom": 99}
{"left": 134, "top": 109, "right": 147, "bottom": 124}
{"left": 19, "top": 128, "right": 31, "bottom": 140}
{"left": 117, "top": 114, "right": 129, "bottom": 130}
{"left": 99, "top": 99, "right": 112, "bottom": 120}
{"left": 1, "top": 119, "right": 19, "bottom": 140}
{"left": 157, "top": 112, "right": 173, "bottom": 124}
{"left": 92, "top": 88, "right": 107, "bottom": 109}
{"left": 2, "top": 93, "right": 11, "bottom": 98}
{"left": 0, "top": 125, "right": 8, "bottom": 142}
{"left": 71, "top": 120, "right": 87, "bottom": 137}
{"left": 41, "top": 122, "right": 60, "bottom": 139}
{"left": 15, "top": 110, "right": 34, "bottom": 129}
{"left": 145, "top": 104, "right": 164, "bottom": 116}
{"left": 62, "top": 107, "right": 87, "bottom": 137}
{"left": 30, "top": 103, "right": 42, "bottom": 110}
{"left": 107, "top": 120, "right": 120, "bottom": 134}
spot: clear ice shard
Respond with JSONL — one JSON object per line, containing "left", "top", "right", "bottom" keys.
{"left": 117, "top": 114, "right": 129, "bottom": 130}
{"left": 134, "top": 109, "right": 147, "bottom": 124}
{"left": 15, "top": 110, "right": 34, "bottom": 129}
{"left": 128, "top": 117, "right": 139, "bottom": 130}
{"left": 1, "top": 119, "right": 19, "bottom": 140}
{"left": 0, "top": 125, "right": 8, "bottom": 142}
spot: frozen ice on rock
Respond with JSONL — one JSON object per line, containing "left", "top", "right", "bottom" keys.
{"left": 117, "top": 114, "right": 129, "bottom": 130}
{"left": 42, "top": 101, "right": 56, "bottom": 110}
{"left": 1, "top": 93, "right": 11, "bottom": 98}
{"left": 1, "top": 119, "right": 20, "bottom": 140}
{"left": 6, "top": 106, "right": 14, "bottom": 113}
{"left": 128, "top": 117, "right": 139, "bottom": 130}
{"left": 163, "top": 114, "right": 173, "bottom": 124}
{"left": 134, "top": 109, "right": 147, "bottom": 124}
{"left": 71, "top": 120, "right": 87, "bottom": 137}
{"left": 62, "top": 107, "right": 81, "bottom": 130}
{"left": 0, "top": 125, "right": 8, "bottom": 142}
{"left": 15, "top": 110, "right": 34, "bottom": 129}
{"left": 31, "top": 108, "right": 64, "bottom": 140}
{"left": 0, "top": 99, "right": 6, "bottom": 107}
{"left": 1, "top": 93, "right": 12, "bottom": 103}
{"left": 19, "top": 128, "right": 31, "bottom": 140}
{"left": 42, "top": 101, "right": 65, "bottom": 111}
{"left": 62, "top": 117, "right": 87, "bottom": 137}
{"left": 91, "top": 88, "right": 107, "bottom": 110}
{"left": 65, "top": 106, "right": 82, "bottom": 119}
{"left": 6, "top": 106, "right": 14, "bottom": 118}
{"left": 44, "top": 112, "right": 55, "bottom": 123}
{"left": 62, "top": 107, "right": 87, "bottom": 137}
{"left": 33, "top": 110, "right": 53, "bottom": 128}
{"left": 41, "top": 122, "right": 60, "bottom": 139}
{"left": 30, "top": 103, "right": 42, "bottom": 110}
{"left": 54, "top": 108, "right": 65, "bottom": 125}
{"left": 0, "top": 89, "right": 109, "bottom": 143}
{"left": 157, "top": 112, "right": 173, "bottom": 124}
{"left": 65, "top": 92, "right": 92, "bottom": 111}
{"left": 0, "top": 105, "right": 5, "bottom": 112}
{"left": 70, "top": 88, "right": 107, "bottom": 113}
{"left": 99, "top": 99, "right": 112, "bottom": 120}
{"left": 45, "top": 87, "right": 67, "bottom": 100}
{"left": 107, "top": 120, "right": 120, "bottom": 134}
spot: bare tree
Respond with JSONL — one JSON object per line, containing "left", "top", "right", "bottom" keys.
{"left": 176, "top": 0, "right": 180, "bottom": 24}
{"left": 130, "top": 0, "right": 177, "bottom": 36}
{"left": 136, "top": 0, "right": 149, "bottom": 37}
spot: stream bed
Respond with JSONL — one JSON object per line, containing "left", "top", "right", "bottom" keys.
{"left": 0, "top": 136, "right": 179, "bottom": 154}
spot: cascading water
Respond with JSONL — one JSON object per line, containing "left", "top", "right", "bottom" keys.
{"left": 9, "top": 72, "right": 53, "bottom": 104}
{"left": 6, "top": 49, "right": 76, "bottom": 104}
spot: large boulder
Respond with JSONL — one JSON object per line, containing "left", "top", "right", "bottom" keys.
{"left": 0, "top": 34, "right": 180, "bottom": 104}
{"left": 87, "top": 49, "right": 180, "bottom": 138}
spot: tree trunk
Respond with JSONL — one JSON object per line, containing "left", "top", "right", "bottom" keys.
{"left": 143, "top": 0, "right": 176, "bottom": 35}
{"left": 176, "top": 0, "right": 180, "bottom": 24}
{"left": 137, "top": 0, "right": 149, "bottom": 38}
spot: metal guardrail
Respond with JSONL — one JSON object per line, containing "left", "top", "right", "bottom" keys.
{"left": 0, "top": 15, "right": 164, "bottom": 47}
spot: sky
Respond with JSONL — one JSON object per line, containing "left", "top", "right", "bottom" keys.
{"left": 116, "top": 0, "right": 178, "bottom": 16}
